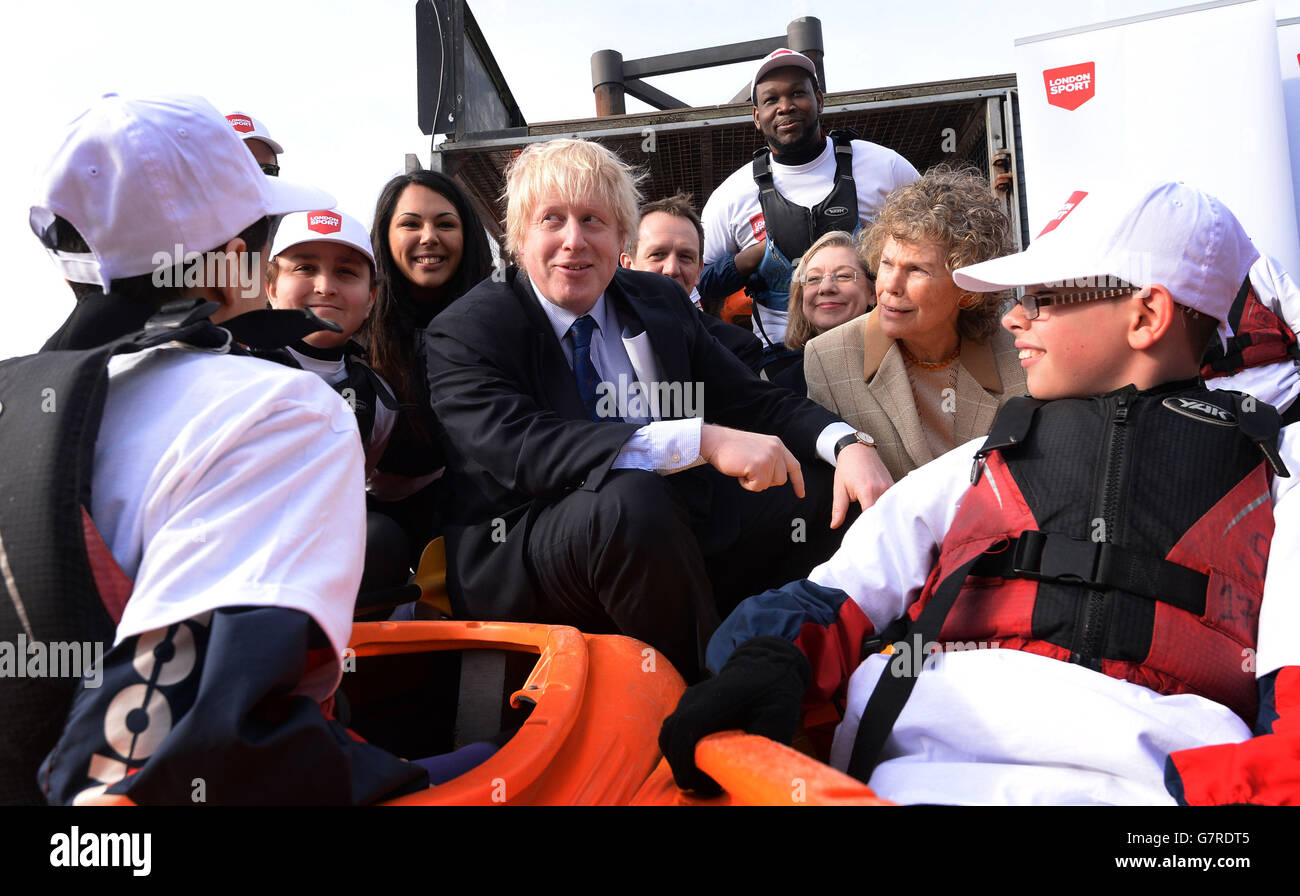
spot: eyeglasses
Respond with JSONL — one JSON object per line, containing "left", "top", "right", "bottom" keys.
{"left": 801, "top": 270, "right": 859, "bottom": 289}
{"left": 1001, "top": 285, "right": 1136, "bottom": 321}
{"left": 260, "top": 162, "right": 280, "bottom": 177}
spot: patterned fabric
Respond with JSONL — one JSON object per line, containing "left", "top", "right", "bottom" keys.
{"left": 569, "top": 315, "right": 603, "bottom": 422}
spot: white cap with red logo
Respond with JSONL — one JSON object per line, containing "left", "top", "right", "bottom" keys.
{"left": 953, "top": 180, "right": 1260, "bottom": 335}
{"left": 751, "top": 48, "right": 819, "bottom": 104}
{"left": 225, "top": 110, "right": 284, "bottom": 154}
{"left": 272, "top": 208, "right": 375, "bottom": 269}
{"left": 30, "top": 93, "right": 333, "bottom": 290}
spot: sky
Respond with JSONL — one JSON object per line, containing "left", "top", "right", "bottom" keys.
{"left": 5, "top": 0, "right": 1300, "bottom": 358}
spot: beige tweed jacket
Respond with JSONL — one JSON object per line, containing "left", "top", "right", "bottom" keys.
{"left": 804, "top": 309, "right": 1027, "bottom": 481}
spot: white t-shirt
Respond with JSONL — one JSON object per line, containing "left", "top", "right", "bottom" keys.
{"left": 284, "top": 345, "right": 398, "bottom": 474}
{"left": 702, "top": 138, "right": 919, "bottom": 344}
{"left": 92, "top": 345, "right": 365, "bottom": 700}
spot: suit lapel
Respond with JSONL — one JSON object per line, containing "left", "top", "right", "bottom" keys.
{"left": 861, "top": 310, "right": 933, "bottom": 469}
{"left": 607, "top": 270, "right": 686, "bottom": 415}
{"left": 869, "top": 349, "right": 933, "bottom": 469}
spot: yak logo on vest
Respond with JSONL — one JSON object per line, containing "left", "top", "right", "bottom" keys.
{"left": 1043, "top": 62, "right": 1095, "bottom": 111}
{"left": 1162, "top": 396, "right": 1237, "bottom": 427}
{"left": 307, "top": 211, "right": 342, "bottom": 235}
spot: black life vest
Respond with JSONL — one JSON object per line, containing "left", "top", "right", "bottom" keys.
{"left": 0, "top": 299, "right": 331, "bottom": 804}
{"left": 751, "top": 130, "right": 860, "bottom": 261}
{"left": 848, "top": 381, "right": 1289, "bottom": 781}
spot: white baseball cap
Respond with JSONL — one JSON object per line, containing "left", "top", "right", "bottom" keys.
{"left": 272, "top": 208, "right": 375, "bottom": 269}
{"left": 953, "top": 180, "right": 1259, "bottom": 335}
{"left": 751, "top": 48, "right": 819, "bottom": 104}
{"left": 30, "top": 93, "right": 333, "bottom": 290}
{"left": 225, "top": 110, "right": 284, "bottom": 155}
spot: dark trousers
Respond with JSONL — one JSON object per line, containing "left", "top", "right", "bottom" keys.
{"left": 524, "top": 462, "right": 843, "bottom": 681}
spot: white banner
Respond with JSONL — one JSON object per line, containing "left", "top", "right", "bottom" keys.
{"left": 1277, "top": 16, "right": 1300, "bottom": 240}
{"left": 1015, "top": 0, "right": 1299, "bottom": 277}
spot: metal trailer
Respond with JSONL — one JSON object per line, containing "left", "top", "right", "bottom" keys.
{"left": 414, "top": 0, "right": 1030, "bottom": 253}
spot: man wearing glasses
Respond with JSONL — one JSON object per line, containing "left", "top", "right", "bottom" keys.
{"left": 662, "top": 180, "right": 1300, "bottom": 805}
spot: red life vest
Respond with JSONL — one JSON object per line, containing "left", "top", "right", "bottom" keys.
{"left": 1202, "top": 274, "right": 1300, "bottom": 378}
{"left": 908, "top": 383, "right": 1285, "bottom": 724}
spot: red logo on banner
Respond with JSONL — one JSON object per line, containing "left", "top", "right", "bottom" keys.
{"left": 307, "top": 211, "right": 342, "bottom": 234}
{"left": 226, "top": 115, "right": 254, "bottom": 133}
{"left": 1043, "top": 62, "right": 1095, "bottom": 111}
{"left": 749, "top": 213, "right": 767, "bottom": 241}
{"left": 1037, "top": 191, "right": 1088, "bottom": 238}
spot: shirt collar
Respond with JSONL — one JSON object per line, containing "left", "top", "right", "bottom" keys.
{"left": 530, "top": 279, "right": 614, "bottom": 344}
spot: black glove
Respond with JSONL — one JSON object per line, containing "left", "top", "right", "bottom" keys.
{"left": 658, "top": 637, "right": 812, "bottom": 795}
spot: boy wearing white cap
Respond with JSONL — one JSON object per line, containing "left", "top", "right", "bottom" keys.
{"left": 267, "top": 208, "right": 402, "bottom": 479}
{"left": 4, "top": 93, "right": 426, "bottom": 804}
{"left": 661, "top": 180, "right": 1300, "bottom": 805}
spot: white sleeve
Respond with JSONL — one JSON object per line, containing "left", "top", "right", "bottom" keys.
{"left": 702, "top": 170, "right": 751, "bottom": 265}
{"left": 1257, "top": 426, "right": 1300, "bottom": 675}
{"left": 113, "top": 364, "right": 365, "bottom": 677}
{"left": 808, "top": 438, "right": 978, "bottom": 628}
{"left": 610, "top": 418, "right": 705, "bottom": 473}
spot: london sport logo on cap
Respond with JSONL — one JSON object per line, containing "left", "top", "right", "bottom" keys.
{"left": 307, "top": 211, "right": 343, "bottom": 235}
{"left": 1043, "top": 62, "right": 1095, "bottom": 111}
{"left": 1036, "top": 191, "right": 1088, "bottom": 238}
{"left": 226, "top": 114, "right": 254, "bottom": 133}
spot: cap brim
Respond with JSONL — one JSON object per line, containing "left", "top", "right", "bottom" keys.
{"left": 953, "top": 240, "right": 1114, "bottom": 293}
{"left": 264, "top": 179, "right": 335, "bottom": 218}
{"left": 252, "top": 136, "right": 285, "bottom": 155}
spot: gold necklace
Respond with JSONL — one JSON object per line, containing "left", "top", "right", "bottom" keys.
{"left": 898, "top": 341, "right": 960, "bottom": 369}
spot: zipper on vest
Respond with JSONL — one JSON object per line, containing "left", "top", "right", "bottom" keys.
{"left": 1074, "top": 393, "right": 1130, "bottom": 667}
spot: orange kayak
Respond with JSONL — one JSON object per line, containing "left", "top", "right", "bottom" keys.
{"left": 348, "top": 619, "right": 889, "bottom": 806}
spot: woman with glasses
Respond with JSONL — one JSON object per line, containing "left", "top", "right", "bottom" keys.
{"left": 770, "top": 231, "right": 874, "bottom": 396}
{"left": 803, "top": 167, "right": 1026, "bottom": 483}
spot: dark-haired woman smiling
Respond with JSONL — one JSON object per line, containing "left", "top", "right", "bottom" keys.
{"left": 361, "top": 170, "right": 495, "bottom": 561}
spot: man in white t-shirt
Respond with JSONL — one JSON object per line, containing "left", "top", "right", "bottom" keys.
{"left": 699, "top": 49, "right": 918, "bottom": 354}
{"left": 12, "top": 93, "right": 427, "bottom": 804}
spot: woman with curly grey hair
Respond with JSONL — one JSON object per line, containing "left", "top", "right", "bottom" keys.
{"left": 803, "top": 166, "right": 1027, "bottom": 483}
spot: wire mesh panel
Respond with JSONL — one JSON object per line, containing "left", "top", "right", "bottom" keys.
{"left": 441, "top": 83, "right": 1009, "bottom": 232}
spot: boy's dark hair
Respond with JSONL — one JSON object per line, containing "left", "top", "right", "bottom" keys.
{"left": 628, "top": 191, "right": 704, "bottom": 258}
{"left": 1182, "top": 305, "right": 1222, "bottom": 362}
{"left": 363, "top": 169, "right": 494, "bottom": 410}
{"left": 52, "top": 215, "right": 271, "bottom": 308}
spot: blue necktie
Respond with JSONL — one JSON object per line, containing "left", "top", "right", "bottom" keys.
{"left": 569, "top": 315, "right": 604, "bottom": 422}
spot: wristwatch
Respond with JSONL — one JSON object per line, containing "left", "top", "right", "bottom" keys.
{"left": 834, "top": 431, "right": 876, "bottom": 460}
